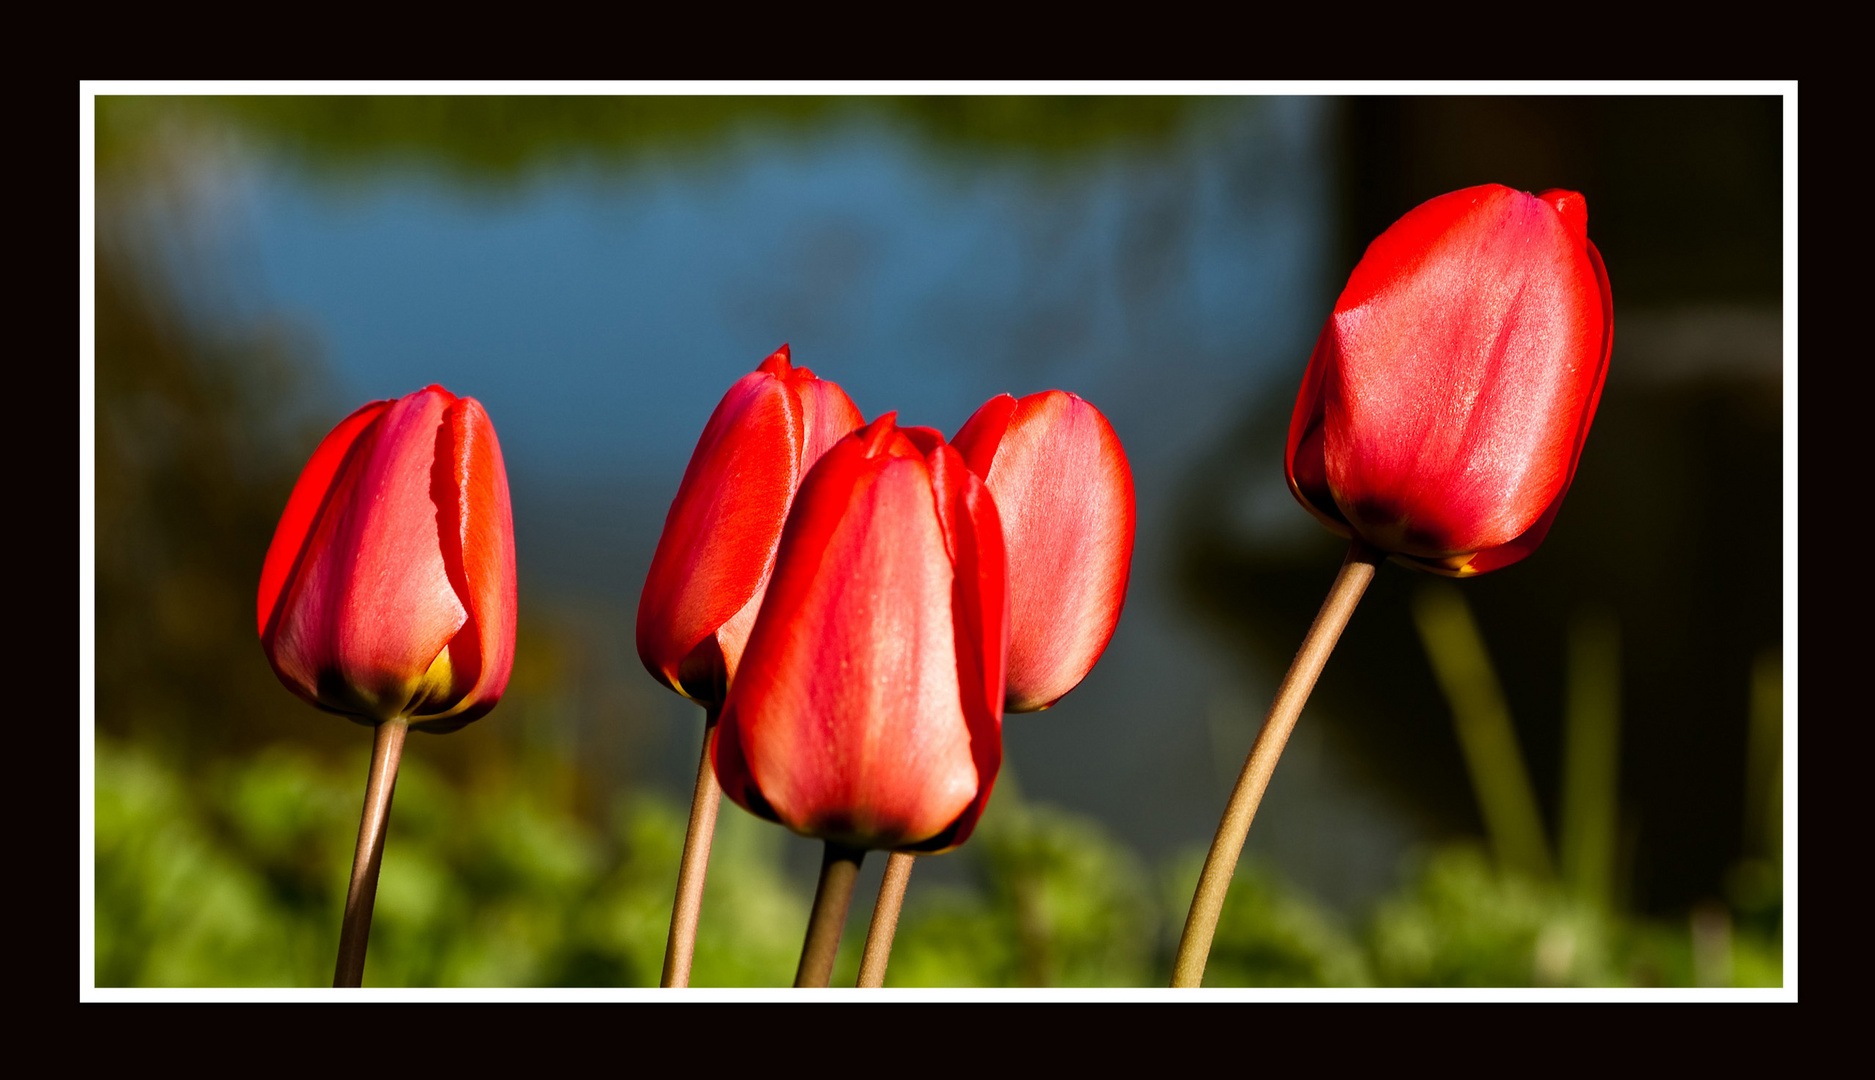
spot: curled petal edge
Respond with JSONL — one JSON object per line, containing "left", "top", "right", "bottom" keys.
{"left": 949, "top": 392, "right": 1019, "bottom": 481}
{"left": 410, "top": 396, "right": 517, "bottom": 732}
{"left": 710, "top": 421, "right": 905, "bottom": 831}
{"left": 900, "top": 453, "right": 1006, "bottom": 853}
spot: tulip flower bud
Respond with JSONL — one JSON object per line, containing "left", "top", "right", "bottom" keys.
{"left": 952, "top": 391, "right": 1135, "bottom": 713}
{"left": 258, "top": 386, "right": 517, "bottom": 732}
{"left": 637, "top": 345, "right": 864, "bottom": 706}
{"left": 1286, "top": 184, "right": 1614, "bottom": 576}
{"left": 713, "top": 413, "right": 1009, "bottom": 853}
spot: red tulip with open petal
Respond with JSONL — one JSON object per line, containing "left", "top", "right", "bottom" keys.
{"left": 259, "top": 385, "right": 516, "bottom": 732}
{"left": 257, "top": 384, "right": 516, "bottom": 987}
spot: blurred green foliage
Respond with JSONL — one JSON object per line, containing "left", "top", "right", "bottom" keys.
{"left": 96, "top": 737, "right": 806, "bottom": 987}
{"left": 96, "top": 96, "right": 1205, "bottom": 189}
{"left": 1370, "top": 845, "right": 1599, "bottom": 987}
{"left": 1169, "top": 855, "right": 1372, "bottom": 988}
{"left": 848, "top": 794, "right": 1159, "bottom": 988}
{"left": 95, "top": 737, "right": 1779, "bottom": 988}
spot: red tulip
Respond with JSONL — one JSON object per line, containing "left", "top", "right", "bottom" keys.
{"left": 257, "top": 385, "right": 517, "bottom": 732}
{"left": 637, "top": 345, "right": 864, "bottom": 706}
{"left": 951, "top": 391, "right": 1135, "bottom": 713}
{"left": 713, "top": 413, "right": 1008, "bottom": 853}
{"left": 1285, "top": 184, "right": 1614, "bottom": 576}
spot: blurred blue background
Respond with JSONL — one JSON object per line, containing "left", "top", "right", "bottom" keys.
{"left": 92, "top": 95, "right": 1784, "bottom": 987}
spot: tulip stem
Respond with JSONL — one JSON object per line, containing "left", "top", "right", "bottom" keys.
{"left": 795, "top": 842, "right": 865, "bottom": 987}
{"left": 661, "top": 706, "right": 725, "bottom": 988}
{"left": 333, "top": 717, "right": 409, "bottom": 988}
{"left": 1172, "top": 538, "right": 1382, "bottom": 987}
{"left": 856, "top": 852, "right": 916, "bottom": 987}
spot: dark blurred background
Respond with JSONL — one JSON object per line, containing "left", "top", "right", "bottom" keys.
{"left": 90, "top": 94, "right": 1784, "bottom": 988}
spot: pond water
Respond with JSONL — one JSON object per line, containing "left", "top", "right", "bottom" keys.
{"left": 131, "top": 97, "right": 1420, "bottom": 908}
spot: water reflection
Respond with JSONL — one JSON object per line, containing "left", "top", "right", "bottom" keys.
{"left": 200, "top": 97, "right": 1404, "bottom": 898}
{"left": 237, "top": 101, "right": 1328, "bottom": 480}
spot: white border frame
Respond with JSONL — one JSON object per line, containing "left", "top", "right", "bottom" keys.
{"left": 78, "top": 80, "right": 1798, "bottom": 1003}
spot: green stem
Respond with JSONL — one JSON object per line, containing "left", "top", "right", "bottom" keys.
{"left": 1560, "top": 607, "right": 1620, "bottom": 909}
{"left": 1412, "top": 583, "right": 1554, "bottom": 882}
{"left": 1744, "top": 649, "right": 1783, "bottom": 860}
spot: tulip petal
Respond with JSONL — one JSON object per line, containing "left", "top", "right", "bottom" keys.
{"left": 757, "top": 343, "right": 793, "bottom": 377}
{"left": 903, "top": 439, "right": 1006, "bottom": 852}
{"left": 795, "top": 365, "right": 866, "bottom": 472}
{"left": 950, "top": 392, "right": 1018, "bottom": 481}
{"left": 258, "top": 399, "right": 391, "bottom": 643}
{"left": 711, "top": 696, "right": 777, "bottom": 825}
{"left": 1400, "top": 235, "right": 1616, "bottom": 578}
{"left": 637, "top": 369, "right": 804, "bottom": 701}
{"left": 409, "top": 396, "right": 517, "bottom": 731}
{"left": 1284, "top": 321, "right": 1353, "bottom": 535}
{"left": 966, "top": 392, "right": 1134, "bottom": 713}
{"left": 270, "top": 389, "right": 468, "bottom": 722}
{"left": 639, "top": 347, "right": 864, "bottom": 708}
{"left": 1539, "top": 188, "right": 1589, "bottom": 242}
{"left": 719, "top": 418, "right": 979, "bottom": 850}
{"left": 1325, "top": 185, "right": 1604, "bottom": 560}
